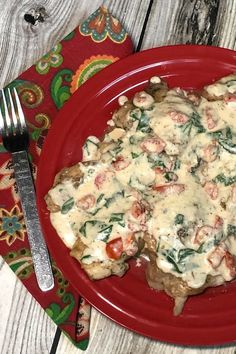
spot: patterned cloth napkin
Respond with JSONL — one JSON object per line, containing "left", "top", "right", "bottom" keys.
{"left": 0, "top": 6, "right": 133, "bottom": 350}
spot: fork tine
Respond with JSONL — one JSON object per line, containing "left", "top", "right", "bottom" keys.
{"left": 1, "top": 89, "right": 11, "bottom": 130}
{"left": 8, "top": 88, "right": 18, "bottom": 130}
{"left": 13, "top": 88, "right": 26, "bottom": 131}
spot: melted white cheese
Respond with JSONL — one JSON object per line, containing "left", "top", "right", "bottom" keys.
{"left": 48, "top": 74, "right": 236, "bottom": 289}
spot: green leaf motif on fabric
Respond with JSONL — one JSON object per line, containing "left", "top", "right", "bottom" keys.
{"left": 6, "top": 79, "right": 44, "bottom": 108}
{"left": 63, "top": 30, "right": 75, "bottom": 41}
{"left": 31, "top": 128, "right": 42, "bottom": 141}
{"left": 4, "top": 248, "right": 34, "bottom": 279}
{"left": 51, "top": 69, "right": 73, "bottom": 109}
{"left": 35, "top": 43, "right": 63, "bottom": 75}
{"left": 45, "top": 292, "right": 75, "bottom": 325}
{"left": 0, "top": 143, "right": 6, "bottom": 153}
{"left": 65, "top": 335, "right": 89, "bottom": 351}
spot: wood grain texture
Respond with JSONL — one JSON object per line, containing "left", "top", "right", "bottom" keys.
{"left": 0, "top": 261, "right": 56, "bottom": 354}
{"left": 141, "top": 0, "right": 236, "bottom": 49}
{"left": 103, "top": 0, "right": 151, "bottom": 49}
{"left": 56, "top": 309, "right": 236, "bottom": 354}
{"left": 0, "top": 0, "right": 101, "bottom": 88}
{"left": 0, "top": 0, "right": 148, "bottom": 89}
{"left": 0, "top": 1, "right": 149, "bottom": 353}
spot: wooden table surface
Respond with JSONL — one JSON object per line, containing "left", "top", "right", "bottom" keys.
{"left": 1, "top": 1, "right": 236, "bottom": 353}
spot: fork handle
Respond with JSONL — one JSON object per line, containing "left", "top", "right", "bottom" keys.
{"left": 12, "top": 150, "right": 54, "bottom": 292}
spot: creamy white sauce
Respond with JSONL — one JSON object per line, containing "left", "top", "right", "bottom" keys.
{"left": 48, "top": 73, "right": 236, "bottom": 289}
{"left": 204, "top": 74, "right": 236, "bottom": 97}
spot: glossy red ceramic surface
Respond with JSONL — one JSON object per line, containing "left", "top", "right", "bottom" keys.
{"left": 37, "top": 45, "right": 236, "bottom": 346}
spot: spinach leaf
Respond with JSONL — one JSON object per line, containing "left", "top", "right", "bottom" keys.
{"left": 109, "top": 213, "right": 124, "bottom": 223}
{"left": 109, "top": 213, "right": 125, "bottom": 227}
{"left": 173, "top": 158, "right": 181, "bottom": 170}
{"left": 61, "top": 197, "right": 74, "bottom": 214}
{"left": 227, "top": 224, "right": 236, "bottom": 236}
{"left": 191, "top": 112, "right": 206, "bottom": 133}
{"left": 147, "top": 155, "right": 166, "bottom": 169}
{"left": 190, "top": 157, "right": 202, "bottom": 175}
{"left": 174, "top": 214, "right": 184, "bottom": 225}
{"left": 214, "top": 173, "right": 236, "bottom": 186}
{"left": 196, "top": 240, "right": 216, "bottom": 253}
{"left": 97, "top": 225, "right": 113, "bottom": 242}
{"left": 79, "top": 220, "right": 97, "bottom": 237}
{"left": 226, "top": 127, "right": 233, "bottom": 140}
{"left": 178, "top": 248, "right": 195, "bottom": 263}
{"left": 104, "top": 196, "right": 114, "bottom": 208}
{"left": 207, "top": 130, "right": 224, "bottom": 139}
{"left": 163, "top": 249, "right": 182, "bottom": 274}
{"left": 164, "top": 171, "right": 176, "bottom": 182}
{"left": 181, "top": 112, "right": 205, "bottom": 136}
{"left": 104, "top": 190, "right": 124, "bottom": 208}
{"left": 129, "top": 136, "right": 135, "bottom": 144}
{"left": 218, "top": 139, "right": 236, "bottom": 154}
{"left": 89, "top": 208, "right": 101, "bottom": 216}
{"left": 97, "top": 193, "right": 105, "bottom": 204}
{"left": 81, "top": 255, "right": 91, "bottom": 261}
{"left": 131, "top": 152, "right": 141, "bottom": 159}
{"left": 131, "top": 109, "right": 152, "bottom": 133}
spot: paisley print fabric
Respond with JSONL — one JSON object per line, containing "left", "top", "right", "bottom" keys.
{"left": 0, "top": 6, "right": 133, "bottom": 350}
{"left": 80, "top": 6, "right": 128, "bottom": 43}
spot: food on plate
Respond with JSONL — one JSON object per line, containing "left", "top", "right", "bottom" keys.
{"left": 45, "top": 73, "right": 236, "bottom": 315}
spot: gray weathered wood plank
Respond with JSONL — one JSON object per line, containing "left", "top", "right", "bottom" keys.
{"left": 56, "top": 308, "right": 236, "bottom": 354}
{"left": 0, "top": 0, "right": 149, "bottom": 89}
{"left": 141, "top": 0, "right": 236, "bottom": 50}
{"left": 0, "top": 0, "right": 100, "bottom": 88}
{"left": 0, "top": 261, "right": 56, "bottom": 354}
{"left": 103, "top": 0, "right": 151, "bottom": 49}
{"left": 0, "top": 0, "right": 150, "bottom": 353}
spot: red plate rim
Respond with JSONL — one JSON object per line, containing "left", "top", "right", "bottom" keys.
{"left": 37, "top": 45, "right": 236, "bottom": 346}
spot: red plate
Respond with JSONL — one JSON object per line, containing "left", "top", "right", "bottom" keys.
{"left": 37, "top": 45, "right": 236, "bottom": 346}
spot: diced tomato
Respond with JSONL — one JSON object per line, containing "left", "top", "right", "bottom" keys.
{"left": 214, "top": 215, "right": 224, "bottom": 229}
{"left": 169, "top": 111, "right": 189, "bottom": 124}
{"left": 94, "top": 172, "right": 107, "bottom": 189}
{"left": 154, "top": 167, "right": 165, "bottom": 174}
{"left": 194, "top": 225, "right": 214, "bottom": 244}
{"left": 140, "top": 136, "right": 166, "bottom": 153}
{"left": 207, "top": 244, "right": 226, "bottom": 268}
{"left": 105, "top": 237, "right": 123, "bottom": 260}
{"left": 205, "top": 107, "right": 217, "bottom": 130}
{"left": 152, "top": 183, "right": 185, "bottom": 195}
{"left": 131, "top": 201, "right": 146, "bottom": 218}
{"left": 224, "top": 252, "right": 236, "bottom": 277}
{"left": 224, "top": 95, "right": 236, "bottom": 103}
{"left": 112, "top": 156, "right": 130, "bottom": 171}
{"left": 204, "top": 181, "right": 218, "bottom": 200}
{"left": 76, "top": 194, "right": 96, "bottom": 210}
{"left": 123, "top": 233, "right": 138, "bottom": 256}
{"left": 202, "top": 143, "right": 218, "bottom": 162}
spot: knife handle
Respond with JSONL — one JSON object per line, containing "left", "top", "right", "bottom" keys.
{"left": 12, "top": 151, "right": 54, "bottom": 292}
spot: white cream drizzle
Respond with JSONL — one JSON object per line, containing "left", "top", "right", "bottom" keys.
{"left": 48, "top": 73, "right": 236, "bottom": 289}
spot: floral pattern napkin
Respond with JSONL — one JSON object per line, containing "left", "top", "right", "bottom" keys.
{"left": 0, "top": 6, "right": 133, "bottom": 350}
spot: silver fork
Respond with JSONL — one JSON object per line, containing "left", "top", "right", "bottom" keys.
{"left": 0, "top": 87, "right": 54, "bottom": 292}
